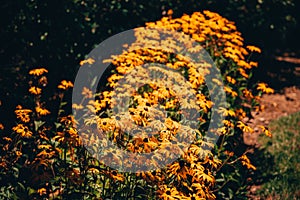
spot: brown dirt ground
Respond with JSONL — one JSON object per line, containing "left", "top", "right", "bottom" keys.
{"left": 244, "top": 85, "right": 300, "bottom": 147}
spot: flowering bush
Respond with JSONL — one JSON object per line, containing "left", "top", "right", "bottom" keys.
{"left": 0, "top": 10, "right": 273, "bottom": 199}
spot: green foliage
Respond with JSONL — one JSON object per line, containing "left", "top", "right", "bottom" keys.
{"left": 258, "top": 111, "right": 300, "bottom": 199}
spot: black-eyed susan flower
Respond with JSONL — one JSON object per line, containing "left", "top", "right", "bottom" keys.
{"left": 240, "top": 154, "right": 256, "bottom": 170}
{"left": 12, "top": 124, "right": 33, "bottom": 137}
{"left": 58, "top": 80, "right": 73, "bottom": 90}
{"left": 15, "top": 105, "right": 32, "bottom": 123}
{"left": 81, "top": 87, "right": 93, "bottom": 98}
{"left": 79, "top": 58, "right": 95, "bottom": 66}
{"left": 72, "top": 103, "right": 84, "bottom": 110}
{"left": 37, "top": 188, "right": 47, "bottom": 196}
{"left": 237, "top": 121, "right": 254, "bottom": 133}
{"left": 15, "top": 150, "right": 22, "bottom": 157}
{"left": 257, "top": 83, "right": 274, "bottom": 94}
{"left": 29, "top": 86, "right": 42, "bottom": 95}
{"left": 246, "top": 45, "right": 262, "bottom": 53}
{"left": 29, "top": 68, "right": 48, "bottom": 76}
{"left": 35, "top": 106, "right": 50, "bottom": 116}
{"left": 260, "top": 125, "right": 272, "bottom": 137}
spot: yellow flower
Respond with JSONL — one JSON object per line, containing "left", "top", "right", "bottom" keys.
{"left": 240, "top": 154, "right": 256, "bottom": 170}
{"left": 109, "top": 170, "right": 124, "bottom": 182}
{"left": 37, "top": 188, "right": 47, "bottom": 196}
{"left": 58, "top": 80, "right": 74, "bottom": 90}
{"left": 246, "top": 45, "right": 261, "bottom": 53}
{"left": 224, "top": 86, "right": 238, "bottom": 97}
{"left": 226, "top": 76, "right": 236, "bottom": 84}
{"left": 260, "top": 125, "right": 272, "bottom": 137}
{"left": 72, "top": 103, "right": 84, "bottom": 110}
{"left": 237, "top": 121, "right": 254, "bottom": 133}
{"left": 82, "top": 87, "right": 93, "bottom": 98}
{"left": 88, "top": 167, "right": 100, "bottom": 174}
{"left": 257, "top": 83, "right": 274, "bottom": 94}
{"left": 243, "top": 89, "right": 254, "bottom": 99}
{"left": 0, "top": 123, "right": 4, "bottom": 130}
{"left": 80, "top": 58, "right": 95, "bottom": 66}
{"left": 15, "top": 150, "right": 22, "bottom": 157}
{"left": 29, "top": 86, "right": 42, "bottom": 95}
{"left": 3, "top": 137, "right": 11, "bottom": 142}
{"left": 29, "top": 68, "right": 48, "bottom": 76}
{"left": 218, "top": 107, "right": 236, "bottom": 117}
{"left": 12, "top": 124, "right": 33, "bottom": 137}
{"left": 38, "top": 144, "right": 52, "bottom": 149}
{"left": 167, "top": 9, "right": 173, "bottom": 16}
{"left": 15, "top": 105, "right": 32, "bottom": 123}
{"left": 158, "top": 185, "right": 182, "bottom": 200}
{"left": 36, "top": 106, "right": 50, "bottom": 116}
{"left": 249, "top": 61, "right": 258, "bottom": 67}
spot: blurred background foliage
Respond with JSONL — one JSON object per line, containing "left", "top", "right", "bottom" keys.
{"left": 0, "top": 0, "right": 299, "bottom": 125}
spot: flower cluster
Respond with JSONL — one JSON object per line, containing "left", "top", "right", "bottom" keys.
{"left": 0, "top": 10, "right": 273, "bottom": 199}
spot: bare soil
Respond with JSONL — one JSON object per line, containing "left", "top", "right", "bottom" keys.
{"left": 244, "top": 86, "right": 300, "bottom": 147}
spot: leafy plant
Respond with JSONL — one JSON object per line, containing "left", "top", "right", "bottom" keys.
{"left": 0, "top": 10, "right": 274, "bottom": 199}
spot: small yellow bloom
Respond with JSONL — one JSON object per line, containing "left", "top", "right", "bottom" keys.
{"left": 88, "top": 167, "right": 100, "bottom": 174}
{"left": 246, "top": 45, "right": 261, "bottom": 53}
{"left": 37, "top": 188, "right": 47, "bottom": 196}
{"left": 167, "top": 9, "right": 173, "bottom": 16}
{"left": 29, "top": 68, "right": 48, "bottom": 76}
{"left": 29, "top": 86, "right": 42, "bottom": 95}
{"left": 260, "top": 125, "right": 272, "bottom": 137}
{"left": 12, "top": 124, "right": 33, "bottom": 137}
{"left": 15, "top": 105, "right": 32, "bottom": 123}
{"left": 16, "top": 150, "right": 22, "bottom": 157}
{"left": 3, "top": 137, "right": 12, "bottom": 142}
{"left": 249, "top": 61, "right": 258, "bottom": 67}
{"left": 226, "top": 76, "right": 236, "bottom": 84}
{"left": 72, "top": 103, "right": 84, "bottom": 110}
{"left": 36, "top": 106, "right": 50, "bottom": 116}
{"left": 58, "top": 80, "right": 74, "bottom": 90}
{"left": 237, "top": 121, "right": 254, "bottom": 133}
{"left": 80, "top": 58, "right": 95, "bottom": 66}
{"left": 38, "top": 144, "right": 52, "bottom": 149}
{"left": 240, "top": 154, "right": 256, "bottom": 170}
{"left": 257, "top": 83, "right": 274, "bottom": 94}
{"left": 218, "top": 107, "right": 236, "bottom": 117}
{"left": 224, "top": 86, "right": 238, "bottom": 97}
{"left": 82, "top": 87, "right": 93, "bottom": 98}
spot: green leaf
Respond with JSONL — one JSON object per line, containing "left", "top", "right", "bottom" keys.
{"left": 34, "top": 120, "right": 45, "bottom": 131}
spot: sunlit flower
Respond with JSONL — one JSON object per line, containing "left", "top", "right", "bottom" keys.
{"left": 237, "top": 121, "right": 254, "bottom": 133}
{"left": 58, "top": 80, "right": 74, "bottom": 90}
{"left": 37, "top": 188, "right": 47, "bottom": 196}
{"left": 72, "top": 103, "right": 84, "bottom": 110}
{"left": 15, "top": 105, "right": 32, "bottom": 123}
{"left": 79, "top": 58, "right": 95, "bottom": 66}
{"left": 240, "top": 154, "right": 256, "bottom": 170}
{"left": 82, "top": 87, "right": 93, "bottom": 98}
{"left": 246, "top": 45, "right": 261, "bottom": 53}
{"left": 15, "top": 150, "right": 22, "bottom": 157}
{"left": 224, "top": 86, "right": 238, "bottom": 97}
{"left": 29, "top": 86, "right": 42, "bottom": 95}
{"left": 260, "top": 125, "right": 272, "bottom": 137}
{"left": 29, "top": 68, "right": 48, "bottom": 76}
{"left": 257, "top": 83, "right": 274, "bottom": 94}
{"left": 36, "top": 106, "right": 50, "bottom": 116}
{"left": 12, "top": 124, "right": 33, "bottom": 137}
